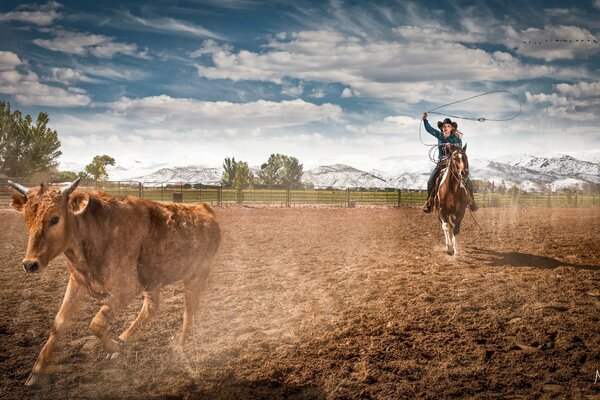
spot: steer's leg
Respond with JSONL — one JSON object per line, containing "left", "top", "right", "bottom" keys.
{"left": 27, "top": 275, "right": 84, "bottom": 386}
{"left": 118, "top": 290, "right": 160, "bottom": 343}
{"left": 179, "top": 270, "right": 209, "bottom": 348}
{"left": 90, "top": 298, "right": 129, "bottom": 358}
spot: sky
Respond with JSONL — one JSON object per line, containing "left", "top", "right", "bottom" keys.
{"left": 1, "top": 0, "right": 599, "bottom": 178}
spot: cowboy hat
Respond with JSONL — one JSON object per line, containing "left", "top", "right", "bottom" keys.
{"left": 438, "top": 118, "right": 457, "bottom": 130}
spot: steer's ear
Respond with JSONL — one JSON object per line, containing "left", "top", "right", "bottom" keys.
{"left": 68, "top": 192, "right": 90, "bottom": 215}
{"left": 10, "top": 194, "right": 27, "bottom": 212}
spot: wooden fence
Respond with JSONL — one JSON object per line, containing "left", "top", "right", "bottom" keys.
{"left": 1, "top": 178, "right": 599, "bottom": 208}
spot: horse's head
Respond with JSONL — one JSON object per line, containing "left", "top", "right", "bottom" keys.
{"left": 448, "top": 144, "right": 469, "bottom": 178}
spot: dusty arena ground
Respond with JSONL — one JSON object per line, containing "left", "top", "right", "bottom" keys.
{"left": 0, "top": 206, "right": 599, "bottom": 399}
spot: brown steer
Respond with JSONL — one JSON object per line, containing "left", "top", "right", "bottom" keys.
{"left": 8, "top": 178, "right": 220, "bottom": 386}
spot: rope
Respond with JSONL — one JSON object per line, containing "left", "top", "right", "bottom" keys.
{"left": 418, "top": 90, "right": 522, "bottom": 162}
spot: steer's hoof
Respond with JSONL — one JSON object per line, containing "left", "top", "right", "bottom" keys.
{"left": 25, "top": 372, "right": 48, "bottom": 387}
{"left": 104, "top": 338, "right": 124, "bottom": 359}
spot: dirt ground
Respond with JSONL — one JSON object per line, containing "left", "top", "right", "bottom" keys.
{"left": 0, "top": 205, "right": 599, "bottom": 399}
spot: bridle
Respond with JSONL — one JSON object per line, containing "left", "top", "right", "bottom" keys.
{"left": 445, "top": 147, "right": 469, "bottom": 194}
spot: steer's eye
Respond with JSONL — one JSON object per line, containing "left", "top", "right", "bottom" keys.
{"left": 49, "top": 216, "right": 60, "bottom": 226}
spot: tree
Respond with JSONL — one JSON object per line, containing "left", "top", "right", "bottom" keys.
{"left": 49, "top": 170, "right": 79, "bottom": 182}
{"left": 497, "top": 180, "right": 507, "bottom": 195}
{"left": 0, "top": 101, "right": 62, "bottom": 177}
{"left": 257, "top": 153, "right": 303, "bottom": 187}
{"left": 221, "top": 157, "right": 238, "bottom": 188}
{"left": 84, "top": 155, "right": 115, "bottom": 181}
{"left": 233, "top": 161, "right": 254, "bottom": 203}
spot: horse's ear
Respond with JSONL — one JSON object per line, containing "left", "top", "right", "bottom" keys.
{"left": 462, "top": 143, "right": 467, "bottom": 152}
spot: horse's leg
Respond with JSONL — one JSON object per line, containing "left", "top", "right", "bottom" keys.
{"left": 440, "top": 213, "right": 454, "bottom": 255}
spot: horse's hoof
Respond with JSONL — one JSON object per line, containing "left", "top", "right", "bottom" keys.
{"left": 106, "top": 352, "right": 120, "bottom": 360}
{"left": 25, "top": 372, "right": 48, "bottom": 387}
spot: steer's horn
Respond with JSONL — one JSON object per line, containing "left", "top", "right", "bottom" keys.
{"left": 60, "top": 177, "right": 81, "bottom": 196}
{"left": 7, "top": 180, "right": 30, "bottom": 196}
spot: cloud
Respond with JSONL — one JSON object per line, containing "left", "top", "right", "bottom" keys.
{"left": 281, "top": 81, "right": 304, "bottom": 97}
{"left": 33, "top": 29, "right": 149, "bottom": 59}
{"left": 526, "top": 80, "right": 600, "bottom": 120}
{"left": 101, "top": 95, "right": 343, "bottom": 131}
{"left": 393, "top": 25, "right": 487, "bottom": 43}
{"left": 346, "top": 115, "right": 421, "bottom": 136}
{"left": 193, "top": 32, "right": 582, "bottom": 103}
{"left": 341, "top": 87, "right": 353, "bottom": 97}
{"left": 310, "top": 89, "right": 325, "bottom": 98}
{"left": 44, "top": 67, "right": 98, "bottom": 85}
{"left": 123, "top": 12, "right": 226, "bottom": 40}
{"left": 0, "top": 51, "right": 91, "bottom": 107}
{"left": 0, "top": 1, "right": 62, "bottom": 26}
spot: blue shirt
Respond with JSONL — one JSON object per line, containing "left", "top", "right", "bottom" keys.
{"left": 424, "top": 119, "right": 463, "bottom": 160}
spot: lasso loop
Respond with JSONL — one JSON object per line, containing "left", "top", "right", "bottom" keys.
{"left": 419, "top": 90, "right": 521, "bottom": 163}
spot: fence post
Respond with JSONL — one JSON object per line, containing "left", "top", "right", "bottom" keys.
{"left": 347, "top": 188, "right": 351, "bottom": 208}
{"left": 287, "top": 187, "right": 291, "bottom": 207}
{"left": 397, "top": 189, "right": 401, "bottom": 207}
{"left": 217, "top": 186, "right": 222, "bottom": 207}
{"left": 138, "top": 182, "right": 143, "bottom": 198}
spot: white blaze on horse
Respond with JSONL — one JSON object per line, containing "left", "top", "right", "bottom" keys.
{"left": 435, "top": 144, "right": 470, "bottom": 255}
{"left": 8, "top": 178, "right": 221, "bottom": 386}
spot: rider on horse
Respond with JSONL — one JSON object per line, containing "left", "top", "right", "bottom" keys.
{"left": 421, "top": 112, "right": 478, "bottom": 213}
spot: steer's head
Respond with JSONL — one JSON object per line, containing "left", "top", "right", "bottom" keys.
{"left": 8, "top": 178, "right": 89, "bottom": 273}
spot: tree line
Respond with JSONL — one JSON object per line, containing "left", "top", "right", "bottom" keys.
{"left": 1, "top": 101, "right": 115, "bottom": 181}
{"left": 0, "top": 101, "right": 307, "bottom": 188}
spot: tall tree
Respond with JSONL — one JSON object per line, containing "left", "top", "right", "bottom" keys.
{"left": 0, "top": 101, "right": 62, "bottom": 177}
{"left": 257, "top": 153, "right": 303, "bottom": 187}
{"left": 233, "top": 161, "right": 254, "bottom": 203}
{"left": 84, "top": 155, "right": 115, "bottom": 181}
{"left": 221, "top": 157, "right": 238, "bottom": 188}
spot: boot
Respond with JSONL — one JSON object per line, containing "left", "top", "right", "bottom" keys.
{"left": 422, "top": 195, "right": 433, "bottom": 213}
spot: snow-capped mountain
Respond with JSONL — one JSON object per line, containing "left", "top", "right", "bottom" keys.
{"left": 128, "top": 165, "right": 222, "bottom": 186}
{"left": 115, "top": 153, "right": 598, "bottom": 191}
{"left": 302, "top": 164, "right": 388, "bottom": 188}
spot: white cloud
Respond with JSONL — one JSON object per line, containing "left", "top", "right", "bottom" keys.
{"left": 393, "top": 25, "right": 486, "bottom": 43}
{"left": 46, "top": 67, "right": 85, "bottom": 84}
{"left": 595, "top": 0, "right": 600, "bottom": 9}
{"left": 101, "top": 95, "right": 343, "bottom": 131}
{"left": 33, "top": 29, "right": 148, "bottom": 59}
{"left": 310, "top": 89, "right": 325, "bottom": 98}
{"left": 193, "top": 32, "right": 581, "bottom": 103}
{"left": 123, "top": 12, "right": 226, "bottom": 40}
{"left": 77, "top": 64, "right": 149, "bottom": 81}
{"left": 346, "top": 115, "right": 421, "bottom": 136}
{"left": 0, "top": 51, "right": 91, "bottom": 107}
{"left": 0, "top": 1, "right": 62, "bottom": 26}
{"left": 190, "top": 39, "right": 233, "bottom": 57}
{"left": 341, "top": 87, "right": 353, "bottom": 97}
{"left": 281, "top": 81, "right": 304, "bottom": 97}
{"left": 0, "top": 51, "right": 23, "bottom": 70}
{"left": 526, "top": 81, "right": 600, "bottom": 120}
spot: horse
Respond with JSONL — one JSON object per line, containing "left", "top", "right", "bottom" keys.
{"left": 435, "top": 143, "right": 470, "bottom": 255}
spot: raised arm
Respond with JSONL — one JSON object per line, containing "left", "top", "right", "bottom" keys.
{"left": 422, "top": 112, "right": 442, "bottom": 140}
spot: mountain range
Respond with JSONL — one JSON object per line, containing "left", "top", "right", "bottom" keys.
{"left": 67, "top": 153, "right": 598, "bottom": 191}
